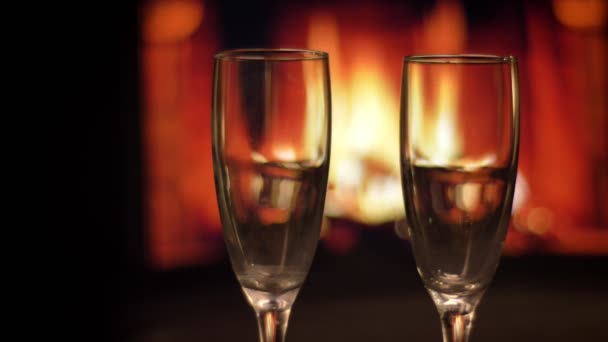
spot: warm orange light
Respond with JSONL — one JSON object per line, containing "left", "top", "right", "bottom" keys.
{"left": 410, "top": 0, "right": 468, "bottom": 167}
{"left": 143, "top": 0, "right": 204, "bottom": 43}
{"left": 410, "top": 68, "right": 463, "bottom": 166}
{"left": 142, "top": 0, "right": 222, "bottom": 269}
{"left": 527, "top": 207, "right": 554, "bottom": 236}
{"left": 262, "top": 1, "right": 608, "bottom": 257}
{"left": 306, "top": 11, "right": 404, "bottom": 225}
{"left": 423, "top": 0, "right": 467, "bottom": 53}
{"left": 273, "top": 147, "right": 297, "bottom": 161}
{"left": 552, "top": 0, "right": 607, "bottom": 30}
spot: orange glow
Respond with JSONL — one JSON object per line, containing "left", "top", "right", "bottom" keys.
{"left": 272, "top": 147, "right": 297, "bottom": 162}
{"left": 142, "top": 1, "right": 608, "bottom": 267}
{"left": 142, "top": 0, "right": 221, "bottom": 269}
{"left": 410, "top": 68, "right": 463, "bottom": 165}
{"left": 302, "top": 11, "right": 406, "bottom": 225}
{"left": 301, "top": 1, "right": 468, "bottom": 224}
{"left": 258, "top": 207, "right": 290, "bottom": 225}
{"left": 552, "top": 0, "right": 607, "bottom": 30}
{"left": 143, "top": 0, "right": 204, "bottom": 43}
{"left": 526, "top": 4, "right": 593, "bottom": 226}
{"left": 526, "top": 207, "right": 555, "bottom": 236}
{"left": 412, "top": 0, "right": 467, "bottom": 166}
{"left": 269, "top": 1, "right": 606, "bottom": 256}
{"left": 549, "top": 229, "right": 608, "bottom": 255}
{"left": 422, "top": 0, "right": 467, "bottom": 53}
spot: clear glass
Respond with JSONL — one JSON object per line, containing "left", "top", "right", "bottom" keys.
{"left": 212, "top": 48, "right": 331, "bottom": 342}
{"left": 400, "top": 54, "right": 520, "bottom": 341}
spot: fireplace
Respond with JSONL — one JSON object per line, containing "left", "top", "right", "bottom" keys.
{"left": 139, "top": 0, "right": 608, "bottom": 269}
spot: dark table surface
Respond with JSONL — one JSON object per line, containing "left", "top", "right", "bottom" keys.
{"left": 110, "top": 232, "right": 607, "bottom": 342}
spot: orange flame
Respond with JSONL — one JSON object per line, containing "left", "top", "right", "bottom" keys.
{"left": 410, "top": 67, "right": 463, "bottom": 165}
{"left": 302, "top": 1, "right": 469, "bottom": 224}
{"left": 307, "top": 12, "right": 403, "bottom": 224}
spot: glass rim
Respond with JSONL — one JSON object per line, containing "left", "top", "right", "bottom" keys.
{"left": 404, "top": 54, "right": 517, "bottom": 64}
{"left": 214, "top": 48, "right": 329, "bottom": 61}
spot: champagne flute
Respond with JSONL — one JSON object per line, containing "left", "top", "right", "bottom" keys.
{"left": 400, "top": 55, "right": 519, "bottom": 341}
{"left": 212, "top": 48, "right": 331, "bottom": 342}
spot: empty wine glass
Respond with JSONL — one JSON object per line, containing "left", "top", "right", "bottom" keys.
{"left": 212, "top": 48, "right": 331, "bottom": 342}
{"left": 400, "top": 55, "right": 520, "bottom": 341}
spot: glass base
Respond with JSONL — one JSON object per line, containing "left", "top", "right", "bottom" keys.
{"left": 427, "top": 287, "right": 485, "bottom": 315}
{"left": 242, "top": 287, "right": 300, "bottom": 342}
{"left": 242, "top": 287, "right": 300, "bottom": 312}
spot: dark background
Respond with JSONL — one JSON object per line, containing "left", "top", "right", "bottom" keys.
{"left": 66, "top": 0, "right": 608, "bottom": 341}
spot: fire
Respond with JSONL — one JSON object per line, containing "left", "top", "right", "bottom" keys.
{"left": 306, "top": 12, "right": 403, "bottom": 225}
{"left": 300, "top": 1, "right": 468, "bottom": 224}
{"left": 410, "top": 67, "right": 462, "bottom": 166}
{"left": 412, "top": 0, "right": 466, "bottom": 166}
{"left": 303, "top": 59, "right": 329, "bottom": 164}
{"left": 348, "top": 60, "right": 399, "bottom": 160}
{"left": 140, "top": 0, "right": 608, "bottom": 269}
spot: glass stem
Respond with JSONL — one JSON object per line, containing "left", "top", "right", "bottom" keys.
{"left": 440, "top": 310, "right": 475, "bottom": 342}
{"left": 256, "top": 308, "right": 291, "bottom": 342}
{"left": 428, "top": 288, "right": 484, "bottom": 342}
